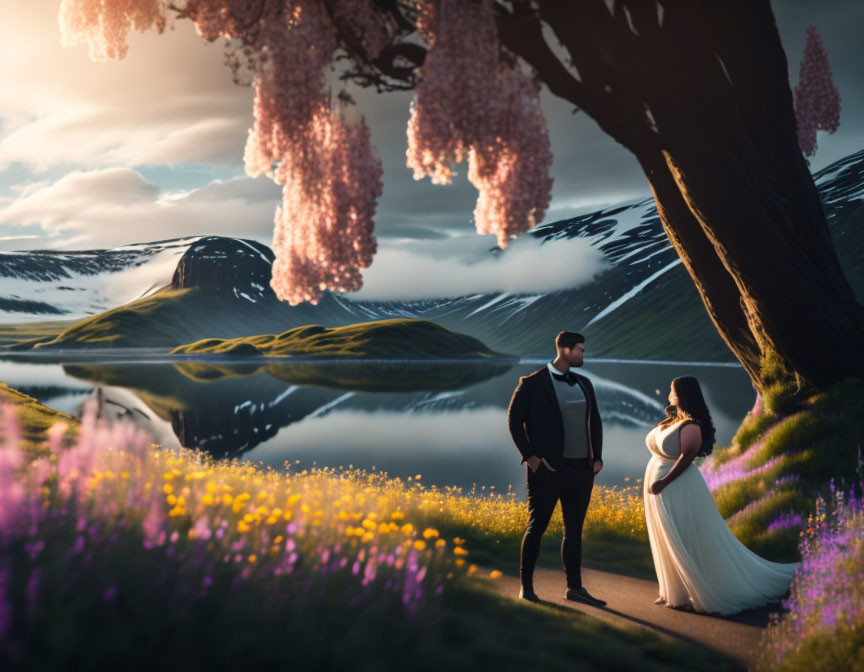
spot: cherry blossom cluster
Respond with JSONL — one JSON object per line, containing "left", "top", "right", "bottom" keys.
{"left": 59, "top": 0, "right": 169, "bottom": 61}
{"left": 60, "top": 0, "right": 384, "bottom": 305}
{"left": 793, "top": 25, "right": 841, "bottom": 157}
{"left": 407, "top": 0, "right": 553, "bottom": 248}
{"left": 59, "top": 0, "right": 554, "bottom": 301}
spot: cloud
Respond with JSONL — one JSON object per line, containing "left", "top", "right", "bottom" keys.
{"left": 1, "top": 166, "right": 606, "bottom": 300}
{"left": 0, "top": 2, "right": 253, "bottom": 171}
{"left": 0, "top": 168, "right": 279, "bottom": 249}
{"left": 346, "top": 234, "right": 607, "bottom": 300}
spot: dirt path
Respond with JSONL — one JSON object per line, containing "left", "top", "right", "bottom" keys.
{"left": 489, "top": 566, "right": 777, "bottom": 669}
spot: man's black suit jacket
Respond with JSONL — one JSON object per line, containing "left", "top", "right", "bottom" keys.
{"left": 507, "top": 367, "right": 602, "bottom": 468}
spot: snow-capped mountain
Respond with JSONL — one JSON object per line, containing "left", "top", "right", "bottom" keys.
{"left": 3, "top": 148, "right": 863, "bottom": 361}
{"left": 0, "top": 238, "right": 196, "bottom": 320}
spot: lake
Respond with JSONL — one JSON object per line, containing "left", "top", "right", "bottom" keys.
{"left": 0, "top": 356, "right": 753, "bottom": 498}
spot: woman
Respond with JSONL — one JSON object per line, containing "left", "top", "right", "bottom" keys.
{"left": 643, "top": 376, "right": 797, "bottom": 615}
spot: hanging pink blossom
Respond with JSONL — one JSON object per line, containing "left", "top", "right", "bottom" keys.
{"left": 60, "top": 0, "right": 551, "bottom": 299}
{"left": 407, "top": 0, "right": 553, "bottom": 248}
{"left": 266, "top": 101, "right": 382, "bottom": 305}
{"left": 59, "top": 0, "right": 168, "bottom": 61}
{"left": 469, "top": 67, "right": 554, "bottom": 248}
{"left": 239, "top": 3, "right": 381, "bottom": 305}
{"left": 406, "top": 0, "right": 500, "bottom": 185}
{"left": 793, "top": 25, "right": 841, "bottom": 157}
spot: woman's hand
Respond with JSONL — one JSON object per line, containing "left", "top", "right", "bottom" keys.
{"left": 648, "top": 480, "right": 667, "bottom": 495}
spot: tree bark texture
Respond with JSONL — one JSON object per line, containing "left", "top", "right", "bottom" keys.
{"left": 503, "top": 0, "right": 864, "bottom": 393}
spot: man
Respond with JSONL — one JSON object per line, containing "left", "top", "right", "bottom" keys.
{"left": 507, "top": 331, "right": 605, "bottom": 606}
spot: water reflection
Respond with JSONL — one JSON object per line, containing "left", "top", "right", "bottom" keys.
{"left": 0, "top": 357, "right": 754, "bottom": 495}
{"left": 61, "top": 361, "right": 514, "bottom": 459}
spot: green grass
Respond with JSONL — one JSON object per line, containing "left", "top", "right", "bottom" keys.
{"left": 436, "top": 579, "right": 733, "bottom": 672}
{"left": 0, "top": 321, "right": 71, "bottom": 349}
{"left": 0, "top": 382, "right": 78, "bottom": 456}
{"left": 29, "top": 287, "right": 195, "bottom": 349}
{"left": 172, "top": 318, "right": 515, "bottom": 360}
{"left": 7, "top": 286, "right": 331, "bottom": 351}
{"left": 755, "top": 625, "right": 864, "bottom": 672}
{"left": 707, "top": 376, "right": 864, "bottom": 561}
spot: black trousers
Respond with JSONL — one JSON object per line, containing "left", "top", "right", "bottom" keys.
{"left": 520, "top": 458, "right": 595, "bottom": 590}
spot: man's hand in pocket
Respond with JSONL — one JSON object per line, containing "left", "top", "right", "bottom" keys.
{"left": 526, "top": 456, "right": 556, "bottom": 472}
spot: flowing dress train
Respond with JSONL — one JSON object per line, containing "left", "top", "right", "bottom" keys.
{"left": 643, "top": 421, "right": 798, "bottom": 615}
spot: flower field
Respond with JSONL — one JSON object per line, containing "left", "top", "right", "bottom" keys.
{"left": 0, "top": 402, "right": 475, "bottom": 668}
{"left": 755, "top": 464, "right": 864, "bottom": 671}
{"left": 0, "top": 400, "right": 654, "bottom": 669}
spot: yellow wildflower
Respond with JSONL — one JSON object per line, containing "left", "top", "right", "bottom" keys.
{"left": 453, "top": 546, "right": 469, "bottom": 556}
{"left": 237, "top": 520, "right": 251, "bottom": 533}
{"left": 413, "top": 540, "right": 427, "bottom": 551}
{"left": 489, "top": 570, "right": 502, "bottom": 579}
{"left": 422, "top": 528, "right": 439, "bottom": 539}
{"left": 400, "top": 523, "right": 414, "bottom": 536}
{"left": 248, "top": 554, "right": 257, "bottom": 564}
{"left": 163, "top": 483, "right": 173, "bottom": 494}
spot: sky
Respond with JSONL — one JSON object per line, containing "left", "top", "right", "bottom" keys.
{"left": 0, "top": 1, "right": 861, "bottom": 300}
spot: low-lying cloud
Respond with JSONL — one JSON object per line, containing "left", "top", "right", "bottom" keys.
{"left": 346, "top": 234, "right": 608, "bottom": 300}
{"left": 1, "top": 165, "right": 607, "bottom": 298}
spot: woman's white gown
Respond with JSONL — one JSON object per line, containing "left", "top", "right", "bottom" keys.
{"left": 643, "top": 421, "right": 798, "bottom": 615}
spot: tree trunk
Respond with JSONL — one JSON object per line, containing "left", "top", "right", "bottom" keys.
{"left": 657, "top": 128, "right": 864, "bottom": 391}
{"left": 520, "top": 0, "right": 864, "bottom": 395}
{"left": 638, "top": 155, "right": 762, "bottom": 383}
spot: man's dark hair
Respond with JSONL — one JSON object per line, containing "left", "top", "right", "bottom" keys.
{"left": 555, "top": 331, "right": 585, "bottom": 350}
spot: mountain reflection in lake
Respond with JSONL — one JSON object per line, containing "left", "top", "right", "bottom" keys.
{"left": 0, "top": 357, "right": 753, "bottom": 498}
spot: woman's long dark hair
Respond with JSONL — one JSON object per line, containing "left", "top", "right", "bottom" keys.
{"left": 657, "top": 376, "right": 717, "bottom": 457}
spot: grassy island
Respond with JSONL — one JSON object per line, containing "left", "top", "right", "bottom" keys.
{"left": 171, "top": 318, "right": 515, "bottom": 360}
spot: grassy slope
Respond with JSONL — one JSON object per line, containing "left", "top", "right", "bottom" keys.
{"left": 707, "top": 378, "right": 864, "bottom": 561}
{"left": 0, "top": 321, "right": 73, "bottom": 349}
{"left": 435, "top": 580, "right": 732, "bottom": 672}
{"left": 171, "top": 318, "right": 514, "bottom": 360}
{"left": 18, "top": 287, "right": 318, "bottom": 350}
{"left": 0, "top": 382, "right": 78, "bottom": 455}
{"left": 585, "top": 267, "right": 731, "bottom": 362}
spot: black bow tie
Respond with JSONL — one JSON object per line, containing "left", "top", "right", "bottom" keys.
{"left": 551, "top": 370, "right": 577, "bottom": 386}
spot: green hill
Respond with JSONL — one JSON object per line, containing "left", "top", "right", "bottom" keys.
{"left": 171, "top": 318, "right": 514, "bottom": 360}
{"left": 20, "top": 286, "right": 334, "bottom": 351}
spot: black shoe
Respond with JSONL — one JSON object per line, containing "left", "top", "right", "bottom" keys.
{"left": 519, "top": 586, "right": 540, "bottom": 602}
{"left": 564, "top": 586, "right": 606, "bottom": 607}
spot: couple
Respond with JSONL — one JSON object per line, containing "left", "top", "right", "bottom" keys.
{"left": 507, "top": 331, "right": 798, "bottom": 615}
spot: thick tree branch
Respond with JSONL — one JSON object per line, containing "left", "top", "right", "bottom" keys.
{"left": 323, "top": 0, "right": 424, "bottom": 92}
